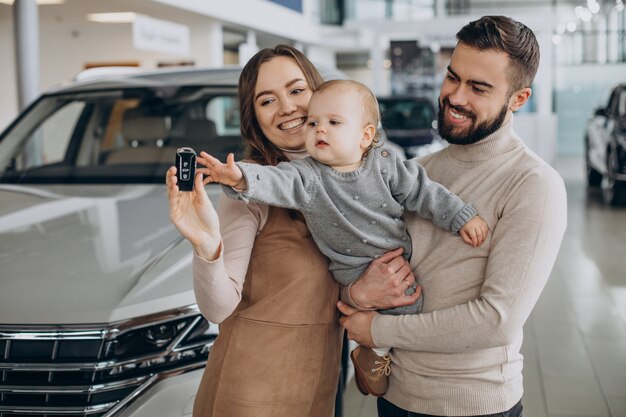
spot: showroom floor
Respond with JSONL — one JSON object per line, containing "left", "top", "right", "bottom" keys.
{"left": 343, "top": 157, "right": 626, "bottom": 417}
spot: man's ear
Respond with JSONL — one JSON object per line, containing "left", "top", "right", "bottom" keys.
{"left": 508, "top": 87, "right": 532, "bottom": 112}
{"left": 361, "top": 124, "right": 376, "bottom": 150}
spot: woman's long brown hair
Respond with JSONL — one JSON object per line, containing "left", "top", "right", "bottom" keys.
{"left": 238, "top": 45, "right": 324, "bottom": 166}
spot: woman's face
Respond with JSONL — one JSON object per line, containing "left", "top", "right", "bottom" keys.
{"left": 253, "top": 56, "right": 313, "bottom": 150}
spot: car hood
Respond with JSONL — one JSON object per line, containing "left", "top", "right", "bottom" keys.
{"left": 0, "top": 184, "right": 197, "bottom": 325}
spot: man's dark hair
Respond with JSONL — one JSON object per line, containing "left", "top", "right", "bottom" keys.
{"left": 456, "top": 15, "right": 540, "bottom": 93}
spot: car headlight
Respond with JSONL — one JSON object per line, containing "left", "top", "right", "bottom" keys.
{"left": 106, "top": 319, "right": 189, "bottom": 358}
{"left": 102, "top": 312, "right": 217, "bottom": 379}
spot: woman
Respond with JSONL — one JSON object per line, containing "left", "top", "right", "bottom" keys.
{"left": 166, "top": 45, "right": 343, "bottom": 417}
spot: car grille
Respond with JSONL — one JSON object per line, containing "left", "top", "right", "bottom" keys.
{"left": 0, "top": 306, "right": 216, "bottom": 416}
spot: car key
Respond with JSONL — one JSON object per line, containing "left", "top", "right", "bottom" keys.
{"left": 176, "top": 147, "right": 196, "bottom": 192}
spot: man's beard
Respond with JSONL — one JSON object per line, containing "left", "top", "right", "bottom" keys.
{"left": 437, "top": 97, "right": 509, "bottom": 145}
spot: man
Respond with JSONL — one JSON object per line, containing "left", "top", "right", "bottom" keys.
{"left": 338, "top": 15, "right": 567, "bottom": 417}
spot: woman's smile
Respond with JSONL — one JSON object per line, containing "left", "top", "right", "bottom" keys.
{"left": 278, "top": 117, "right": 306, "bottom": 131}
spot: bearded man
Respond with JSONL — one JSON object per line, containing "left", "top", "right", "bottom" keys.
{"left": 339, "top": 15, "right": 568, "bottom": 417}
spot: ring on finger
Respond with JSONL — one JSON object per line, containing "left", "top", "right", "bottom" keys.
{"left": 403, "top": 279, "right": 411, "bottom": 288}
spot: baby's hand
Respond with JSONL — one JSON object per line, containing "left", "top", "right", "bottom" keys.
{"left": 197, "top": 152, "right": 247, "bottom": 190}
{"left": 459, "top": 216, "right": 489, "bottom": 247}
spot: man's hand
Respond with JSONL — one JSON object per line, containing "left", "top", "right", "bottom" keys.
{"left": 459, "top": 216, "right": 489, "bottom": 247}
{"left": 337, "top": 301, "right": 377, "bottom": 348}
{"left": 349, "top": 248, "right": 421, "bottom": 310}
{"left": 197, "top": 152, "right": 247, "bottom": 189}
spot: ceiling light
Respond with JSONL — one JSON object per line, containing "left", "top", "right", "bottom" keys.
{"left": 567, "top": 22, "right": 577, "bottom": 32}
{"left": 552, "top": 35, "right": 562, "bottom": 45}
{"left": 616, "top": 2, "right": 624, "bottom": 11}
{"left": 556, "top": 24, "right": 566, "bottom": 34}
{"left": 87, "top": 12, "right": 137, "bottom": 23}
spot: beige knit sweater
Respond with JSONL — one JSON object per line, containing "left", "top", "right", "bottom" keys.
{"left": 370, "top": 117, "right": 567, "bottom": 415}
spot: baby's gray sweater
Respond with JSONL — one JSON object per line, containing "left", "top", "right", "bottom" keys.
{"left": 224, "top": 146, "right": 476, "bottom": 288}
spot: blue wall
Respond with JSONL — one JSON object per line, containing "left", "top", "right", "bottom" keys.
{"left": 268, "top": 0, "right": 303, "bottom": 13}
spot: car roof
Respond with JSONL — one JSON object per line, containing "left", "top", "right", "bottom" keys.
{"left": 49, "top": 66, "right": 243, "bottom": 95}
{"left": 377, "top": 95, "right": 433, "bottom": 102}
{"left": 48, "top": 64, "right": 350, "bottom": 96}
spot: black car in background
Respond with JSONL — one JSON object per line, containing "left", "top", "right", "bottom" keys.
{"left": 378, "top": 95, "right": 446, "bottom": 158}
{"left": 585, "top": 83, "right": 626, "bottom": 205}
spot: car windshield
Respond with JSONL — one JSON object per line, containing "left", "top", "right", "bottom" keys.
{"left": 379, "top": 98, "right": 435, "bottom": 130}
{"left": 0, "top": 86, "right": 242, "bottom": 184}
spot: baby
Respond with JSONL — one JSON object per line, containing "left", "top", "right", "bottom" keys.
{"left": 199, "top": 79, "right": 488, "bottom": 397}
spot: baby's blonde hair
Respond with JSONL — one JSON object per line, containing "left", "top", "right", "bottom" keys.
{"left": 313, "top": 79, "right": 382, "bottom": 149}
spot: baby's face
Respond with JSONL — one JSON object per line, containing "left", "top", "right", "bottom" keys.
{"left": 305, "top": 88, "right": 372, "bottom": 172}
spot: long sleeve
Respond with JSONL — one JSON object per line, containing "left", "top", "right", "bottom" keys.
{"left": 371, "top": 165, "right": 567, "bottom": 352}
{"left": 192, "top": 194, "right": 267, "bottom": 323}
{"left": 391, "top": 158, "right": 477, "bottom": 233}
{"left": 222, "top": 159, "right": 317, "bottom": 210}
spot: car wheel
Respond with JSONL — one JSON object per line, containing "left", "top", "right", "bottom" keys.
{"left": 601, "top": 147, "right": 626, "bottom": 206}
{"left": 585, "top": 137, "right": 602, "bottom": 187}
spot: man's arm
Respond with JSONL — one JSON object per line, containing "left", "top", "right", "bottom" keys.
{"left": 365, "top": 167, "right": 566, "bottom": 353}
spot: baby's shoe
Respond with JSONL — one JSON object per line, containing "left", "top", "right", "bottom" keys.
{"left": 350, "top": 345, "right": 391, "bottom": 397}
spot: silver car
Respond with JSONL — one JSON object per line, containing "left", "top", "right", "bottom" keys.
{"left": 0, "top": 67, "right": 353, "bottom": 417}
{"left": 585, "top": 83, "right": 626, "bottom": 205}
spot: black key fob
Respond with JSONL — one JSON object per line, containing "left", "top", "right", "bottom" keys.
{"left": 176, "top": 147, "right": 196, "bottom": 192}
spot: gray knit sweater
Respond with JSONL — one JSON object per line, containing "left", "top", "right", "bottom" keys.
{"left": 223, "top": 146, "right": 477, "bottom": 313}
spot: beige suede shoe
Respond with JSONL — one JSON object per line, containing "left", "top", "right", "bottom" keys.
{"left": 350, "top": 346, "right": 391, "bottom": 397}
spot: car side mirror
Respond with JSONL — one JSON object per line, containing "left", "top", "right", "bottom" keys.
{"left": 594, "top": 107, "right": 607, "bottom": 117}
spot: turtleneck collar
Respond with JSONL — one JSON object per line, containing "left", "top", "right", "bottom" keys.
{"left": 446, "top": 115, "right": 522, "bottom": 163}
{"left": 278, "top": 146, "right": 308, "bottom": 161}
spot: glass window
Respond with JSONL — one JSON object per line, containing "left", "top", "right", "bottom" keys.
{"left": 344, "top": 0, "right": 434, "bottom": 21}
{"left": 379, "top": 98, "right": 435, "bottom": 130}
{"left": 15, "top": 101, "right": 85, "bottom": 171}
{"left": 0, "top": 88, "right": 243, "bottom": 184}
{"left": 206, "top": 96, "right": 240, "bottom": 136}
